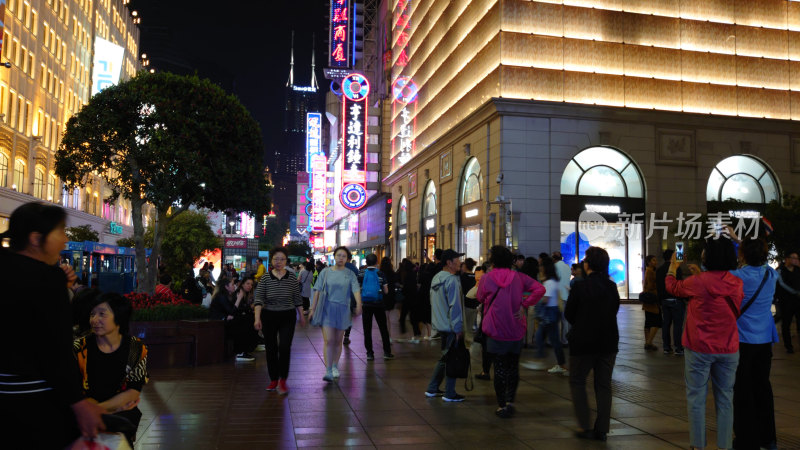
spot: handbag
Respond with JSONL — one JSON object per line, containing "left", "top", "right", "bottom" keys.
{"left": 309, "top": 271, "right": 328, "bottom": 327}
{"left": 639, "top": 292, "right": 658, "bottom": 304}
{"left": 474, "top": 287, "right": 500, "bottom": 345}
{"left": 443, "top": 337, "right": 474, "bottom": 391}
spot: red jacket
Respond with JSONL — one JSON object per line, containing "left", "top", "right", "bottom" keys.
{"left": 666, "top": 271, "right": 743, "bottom": 354}
{"left": 477, "top": 268, "right": 545, "bottom": 341}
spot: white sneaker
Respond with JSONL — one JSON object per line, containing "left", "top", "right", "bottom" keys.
{"left": 520, "top": 361, "right": 548, "bottom": 370}
{"left": 547, "top": 365, "right": 567, "bottom": 374}
{"left": 332, "top": 367, "right": 340, "bottom": 378}
{"left": 255, "top": 344, "right": 266, "bottom": 351}
{"left": 409, "top": 338, "right": 421, "bottom": 344}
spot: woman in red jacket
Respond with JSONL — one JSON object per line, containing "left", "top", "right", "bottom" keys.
{"left": 666, "top": 236, "right": 742, "bottom": 450}
{"left": 477, "top": 246, "right": 545, "bottom": 418}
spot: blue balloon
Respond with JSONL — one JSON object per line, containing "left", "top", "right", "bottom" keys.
{"left": 609, "top": 259, "right": 626, "bottom": 284}
{"left": 561, "top": 232, "right": 591, "bottom": 264}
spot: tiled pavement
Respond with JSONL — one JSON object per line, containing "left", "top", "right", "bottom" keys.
{"left": 135, "top": 305, "right": 800, "bottom": 449}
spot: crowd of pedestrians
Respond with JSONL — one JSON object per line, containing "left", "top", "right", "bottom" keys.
{"left": 3, "top": 200, "right": 797, "bottom": 449}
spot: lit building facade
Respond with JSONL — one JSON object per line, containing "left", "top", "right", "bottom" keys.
{"left": 383, "top": 0, "right": 800, "bottom": 299}
{"left": 0, "top": 0, "right": 141, "bottom": 243}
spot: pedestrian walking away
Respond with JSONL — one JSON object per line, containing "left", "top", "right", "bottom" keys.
{"left": 358, "top": 253, "right": 393, "bottom": 360}
{"left": 254, "top": 247, "right": 306, "bottom": 395}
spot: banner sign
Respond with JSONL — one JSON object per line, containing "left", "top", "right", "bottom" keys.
{"left": 340, "top": 73, "right": 369, "bottom": 210}
{"left": 92, "top": 38, "right": 124, "bottom": 96}
{"left": 329, "top": 0, "right": 351, "bottom": 68}
{"left": 306, "top": 112, "right": 322, "bottom": 173}
{"left": 310, "top": 154, "right": 328, "bottom": 231}
{"left": 391, "top": 76, "right": 418, "bottom": 170}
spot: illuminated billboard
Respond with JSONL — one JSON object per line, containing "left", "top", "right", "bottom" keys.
{"left": 329, "top": 0, "right": 351, "bottom": 68}
{"left": 306, "top": 112, "right": 322, "bottom": 173}
{"left": 310, "top": 154, "right": 327, "bottom": 232}
{"left": 340, "top": 73, "right": 369, "bottom": 211}
{"left": 91, "top": 38, "right": 125, "bottom": 96}
{"left": 391, "top": 76, "right": 418, "bottom": 170}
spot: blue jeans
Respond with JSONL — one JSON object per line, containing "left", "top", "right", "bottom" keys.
{"left": 427, "top": 332, "right": 457, "bottom": 397}
{"left": 661, "top": 299, "right": 685, "bottom": 352}
{"left": 684, "top": 349, "right": 739, "bottom": 449}
{"left": 536, "top": 306, "right": 565, "bottom": 365}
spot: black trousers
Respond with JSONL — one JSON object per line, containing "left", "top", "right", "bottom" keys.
{"left": 262, "top": 309, "right": 297, "bottom": 380}
{"left": 227, "top": 312, "right": 258, "bottom": 354}
{"left": 362, "top": 304, "right": 391, "bottom": 355}
{"left": 0, "top": 390, "right": 78, "bottom": 448}
{"left": 780, "top": 297, "right": 800, "bottom": 350}
{"left": 569, "top": 353, "right": 616, "bottom": 434}
{"left": 481, "top": 339, "right": 494, "bottom": 374}
{"left": 733, "top": 343, "right": 777, "bottom": 450}
{"left": 493, "top": 352, "right": 520, "bottom": 407}
{"left": 399, "top": 294, "right": 421, "bottom": 335}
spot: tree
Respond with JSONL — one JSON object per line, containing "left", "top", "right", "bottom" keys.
{"left": 258, "top": 217, "right": 288, "bottom": 251}
{"left": 66, "top": 224, "right": 100, "bottom": 242}
{"left": 153, "top": 210, "right": 221, "bottom": 279}
{"left": 765, "top": 194, "right": 800, "bottom": 259}
{"left": 56, "top": 72, "right": 270, "bottom": 293}
{"left": 116, "top": 237, "right": 137, "bottom": 247}
{"left": 286, "top": 240, "right": 312, "bottom": 260}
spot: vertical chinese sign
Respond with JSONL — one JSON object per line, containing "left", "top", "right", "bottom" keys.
{"left": 306, "top": 112, "right": 322, "bottom": 172}
{"left": 329, "top": 0, "right": 351, "bottom": 68}
{"left": 340, "top": 73, "right": 369, "bottom": 211}
{"left": 391, "top": 76, "right": 418, "bottom": 171}
{"left": 393, "top": 0, "right": 411, "bottom": 68}
{"left": 310, "top": 155, "right": 327, "bottom": 232}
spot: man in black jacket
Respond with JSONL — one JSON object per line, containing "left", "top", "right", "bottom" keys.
{"left": 657, "top": 249, "right": 685, "bottom": 355}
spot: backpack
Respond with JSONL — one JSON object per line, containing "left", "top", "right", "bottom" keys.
{"left": 361, "top": 268, "right": 382, "bottom": 303}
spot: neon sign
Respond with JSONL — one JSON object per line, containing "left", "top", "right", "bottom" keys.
{"left": 329, "top": 0, "right": 351, "bottom": 68}
{"left": 306, "top": 112, "right": 322, "bottom": 173}
{"left": 393, "top": 0, "right": 411, "bottom": 67}
{"left": 391, "top": 76, "right": 418, "bottom": 170}
{"left": 340, "top": 73, "right": 369, "bottom": 210}
{"left": 310, "top": 154, "right": 327, "bottom": 232}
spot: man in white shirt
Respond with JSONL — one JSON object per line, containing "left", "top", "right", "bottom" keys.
{"left": 553, "top": 251, "right": 572, "bottom": 344}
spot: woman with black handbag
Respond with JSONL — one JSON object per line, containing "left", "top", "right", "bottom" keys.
{"left": 477, "top": 246, "right": 545, "bottom": 418}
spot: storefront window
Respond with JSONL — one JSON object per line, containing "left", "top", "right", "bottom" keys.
{"left": 459, "top": 157, "right": 483, "bottom": 262}
{"left": 561, "top": 146, "right": 645, "bottom": 299}
{"left": 462, "top": 157, "right": 482, "bottom": 204}
{"left": 707, "top": 155, "right": 779, "bottom": 203}
{"left": 423, "top": 182, "right": 436, "bottom": 217}
{"left": 0, "top": 152, "right": 8, "bottom": 188}
{"left": 397, "top": 195, "right": 407, "bottom": 261}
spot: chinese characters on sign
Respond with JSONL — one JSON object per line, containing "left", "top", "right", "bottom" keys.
{"left": 310, "top": 155, "right": 327, "bottom": 232}
{"left": 581, "top": 211, "right": 762, "bottom": 241}
{"left": 306, "top": 112, "right": 322, "bottom": 173}
{"left": 391, "top": 76, "right": 418, "bottom": 171}
{"left": 393, "top": 0, "right": 411, "bottom": 68}
{"left": 340, "top": 73, "right": 370, "bottom": 210}
{"left": 329, "top": 0, "right": 351, "bottom": 68}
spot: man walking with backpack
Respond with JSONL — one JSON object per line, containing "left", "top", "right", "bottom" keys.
{"left": 358, "top": 254, "right": 394, "bottom": 360}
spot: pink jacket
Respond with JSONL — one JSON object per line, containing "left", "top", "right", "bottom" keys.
{"left": 666, "top": 271, "right": 743, "bottom": 354}
{"left": 477, "top": 268, "right": 545, "bottom": 341}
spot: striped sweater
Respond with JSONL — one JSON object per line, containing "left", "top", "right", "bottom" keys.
{"left": 254, "top": 269, "right": 302, "bottom": 311}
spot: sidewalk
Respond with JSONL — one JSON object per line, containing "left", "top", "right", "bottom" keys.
{"left": 134, "top": 305, "right": 800, "bottom": 449}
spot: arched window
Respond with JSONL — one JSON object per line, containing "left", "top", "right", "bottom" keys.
{"left": 561, "top": 146, "right": 643, "bottom": 198}
{"left": 33, "top": 165, "right": 45, "bottom": 198}
{"left": 461, "top": 157, "right": 482, "bottom": 205}
{"left": 13, "top": 159, "right": 25, "bottom": 191}
{"left": 423, "top": 181, "right": 436, "bottom": 217}
{"left": 0, "top": 152, "right": 8, "bottom": 188}
{"left": 398, "top": 196, "right": 407, "bottom": 226}
{"left": 706, "top": 155, "right": 779, "bottom": 204}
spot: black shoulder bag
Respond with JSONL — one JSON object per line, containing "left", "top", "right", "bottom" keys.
{"left": 473, "top": 287, "right": 500, "bottom": 345}
{"left": 725, "top": 268, "right": 770, "bottom": 319}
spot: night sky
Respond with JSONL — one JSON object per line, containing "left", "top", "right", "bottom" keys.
{"left": 130, "top": 0, "right": 330, "bottom": 169}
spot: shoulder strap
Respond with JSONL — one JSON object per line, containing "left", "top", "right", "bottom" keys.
{"left": 739, "top": 267, "right": 770, "bottom": 317}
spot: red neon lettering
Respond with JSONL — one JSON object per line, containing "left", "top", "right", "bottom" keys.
{"left": 333, "top": 7, "right": 348, "bottom": 22}
{"left": 396, "top": 30, "right": 409, "bottom": 48}
{"left": 397, "top": 49, "right": 409, "bottom": 67}
{"left": 332, "top": 43, "right": 346, "bottom": 62}
{"left": 333, "top": 25, "right": 347, "bottom": 42}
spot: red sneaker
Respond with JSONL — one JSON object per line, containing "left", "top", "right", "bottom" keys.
{"left": 277, "top": 379, "right": 289, "bottom": 395}
{"left": 266, "top": 380, "right": 278, "bottom": 391}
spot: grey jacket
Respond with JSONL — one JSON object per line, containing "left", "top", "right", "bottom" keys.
{"left": 430, "top": 270, "right": 463, "bottom": 333}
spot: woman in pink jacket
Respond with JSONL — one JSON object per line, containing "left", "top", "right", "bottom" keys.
{"left": 477, "top": 245, "right": 545, "bottom": 418}
{"left": 666, "top": 236, "right": 742, "bottom": 450}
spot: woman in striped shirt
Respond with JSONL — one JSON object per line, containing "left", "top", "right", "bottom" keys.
{"left": 254, "top": 247, "right": 305, "bottom": 395}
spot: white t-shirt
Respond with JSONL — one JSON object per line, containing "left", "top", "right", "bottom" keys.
{"left": 543, "top": 278, "right": 560, "bottom": 307}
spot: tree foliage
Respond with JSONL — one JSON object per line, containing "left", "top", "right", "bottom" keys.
{"left": 116, "top": 237, "right": 136, "bottom": 247}
{"left": 286, "top": 240, "right": 312, "bottom": 260}
{"left": 258, "top": 217, "right": 288, "bottom": 251}
{"left": 149, "top": 210, "right": 221, "bottom": 279}
{"left": 66, "top": 224, "right": 100, "bottom": 242}
{"left": 56, "top": 72, "right": 270, "bottom": 293}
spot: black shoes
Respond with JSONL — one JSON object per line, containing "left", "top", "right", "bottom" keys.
{"left": 343, "top": 337, "right": 351, "bottom": 345}
{"left": 576, "top": 430, "right": 607, "bottom": 442}
{"left": 366, "top": 353, "right": 374, "bottom": 361}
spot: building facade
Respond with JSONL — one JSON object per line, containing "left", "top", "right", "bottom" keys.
{"left": 383, "top": 0, "right": 800, "bottom": 299}
{"left": 0, "top": 0, "right": 142, "bottom": 243}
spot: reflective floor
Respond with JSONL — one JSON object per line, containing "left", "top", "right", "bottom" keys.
{"left": 135, "top": 305, "right": 800, "bottom": 449}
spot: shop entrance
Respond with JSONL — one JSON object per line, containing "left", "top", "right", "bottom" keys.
{"left": 560, "top": 147, "right": 645, "bottom": 300}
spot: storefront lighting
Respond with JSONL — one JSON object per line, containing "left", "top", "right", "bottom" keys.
{"left": 464, "top": 208, "right": 479, "bottom": 218}
{"left": 425, "top": 218, "right": 435, "bottom": 230}
{"left": 729, "top": 210, "right": 760, "bottom": 219}
{"left": 585, "top": 204, "right": 621, "bottom": 214}
{"left": 399, "top": 228, "right": 407, "bottom": 236}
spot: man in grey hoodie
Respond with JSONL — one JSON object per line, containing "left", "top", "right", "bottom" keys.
{"left": 424, "top": 249, "right": 466, "bottom": 402}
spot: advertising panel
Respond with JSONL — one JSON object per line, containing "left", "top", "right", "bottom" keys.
{"left": 329, "top": 0, "right": 351, "bottom": 68}
{"left": 306, "top": 112, "right": 322, "bottom": 173}
{"left": 340, "top": 73, "right": 369, "bottom": 210}
{"left": 310, "top": 154, "right": 327, "bottom": 231}
{"left": 91, "top": 38, "right": 125, "bottom": 96}
{"left": 391, "top": 76, "right": 418, "bottom": 171}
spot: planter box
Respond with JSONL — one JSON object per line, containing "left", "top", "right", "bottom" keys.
{"left": 179, "top": 319, "right": 225, "bottom": 365}
{"left": 130, "top": 321, "right": 193, "bottom": 369}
